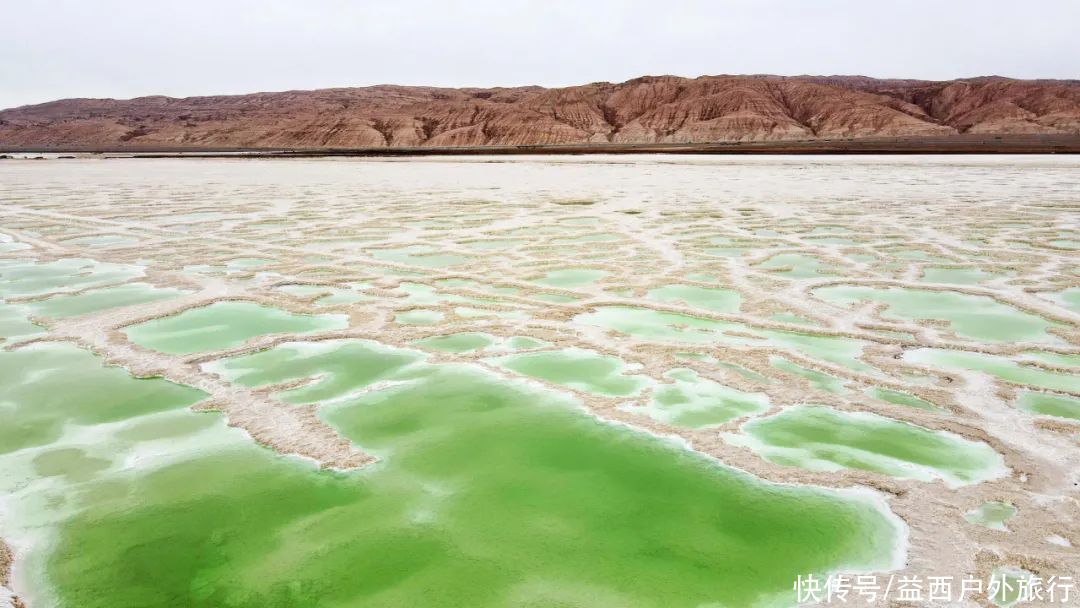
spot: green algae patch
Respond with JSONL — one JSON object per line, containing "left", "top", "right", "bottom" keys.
{"left": 814, "top": 285, "right": 1059, "bottom": 343}
{"left": 27, "top": 339, "right": 903, "bottom": 608}
{"left": 492, "top": 348, "right": 648, "bottom": 397}
{"left": 964, "top": 501, "right": 1017, "bottom": 531}
{"left": 1015, "top": 391, "right": 1080, "bottom": 421}
{"left": 727, "top": 405, "right": 1006, "bottom": 487}
{"left": 0, "top": 342, "right": 207, "bottom": 455}
{"left": 123, "top": 301, "right": 347, "bottom": 355}
{"left": 866, "top": 387, "right": 943, "bottom": 412}
{"left": 32, "top": 448, "right": 112, "bottom": 482}
{"left": 646, "top": 284, "right": 741, "bottom": 313}
{"left": 25, "top": 282, "right": 188, "bottom": 319}
{"left": 906, "top": 349, "right": 1080, "bottom": 393}
{"left": 630, "top": 368, "right": 769, "bottom": 428}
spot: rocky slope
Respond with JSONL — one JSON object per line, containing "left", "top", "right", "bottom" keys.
{"left": 1, "top": 75, "right": 1078, "bottom": 149}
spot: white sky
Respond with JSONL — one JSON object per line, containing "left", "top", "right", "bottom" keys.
{"left": 2, "top": 0, "right": 1077, "bottom": 109}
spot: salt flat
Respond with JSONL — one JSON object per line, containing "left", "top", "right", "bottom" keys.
{"left": 0, "top": 155, "right": 1077, "bottom": 607}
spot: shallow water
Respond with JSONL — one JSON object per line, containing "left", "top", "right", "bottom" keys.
{"left": 866, "top": 387, "right": 942, "bottom": 412}
{"left": 492, "top": 348, "right": 648, "bottom": 397}
{"left": 757, "top": 253, "right": 837, "bottom": 278}
{"left": 645, "top": 284, "right": 741, "bottom": 313}
{"left": 0, "top": 301, "right": 44, "bottom": 342}
{"left": 0, "top": 342, "right": 207, "bottom": 456}
{"left": 123, "top": 301, "right": 347, "bottom": 354}
{"left": 576, "top": 305, "right": 875, "bottom": 373}
{"left": 0, "top": 258, "right": 143, "bottom": 298}
{"left": 814, "top": 285, "right": 1059, "bottom": 343}
{"left": 5, "top": 339, "right": 902, "bottom": 607}
{"left": 629, "top": 368, "right": 769, "bottom": 428}
{"left": 25, "top": 282, "right": 187, "bottom": 318}
{"left": 413, "top": 332, "right": 496, "bottom": 353}
{"left": 770, "top": 357, "right": 848, "bottom": 394}
{"left": 906, "top": 349, "right": 1079, "bottom": 393}
{"left": 965, "top": 501, "right": 1017, "bottom": 531}
{"left": 532, "top": 268, "right": 607, "bottom": 288}
{"left": 1015, "top": 390, "right": 1080, "bottom": 421}
{"left": 726, "top": 405, "right": 1006, "bottom": 487}
{"left": 920, "top": 267, "right": 1000, "bottom": 285}
{"left": 575, "top": 305, "right": 741, "bottom": 345}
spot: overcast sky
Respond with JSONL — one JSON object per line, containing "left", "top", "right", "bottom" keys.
{"left": 2, "top": 0, "right": 1078, "bottom": 109}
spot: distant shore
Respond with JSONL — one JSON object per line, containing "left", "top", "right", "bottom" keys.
{"left": 3, "top": 134, "right": 1080, "bottom": 157}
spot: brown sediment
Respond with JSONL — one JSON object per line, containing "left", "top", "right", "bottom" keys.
{"left": 0, "top": 539, "right": 12, "bottom": 587}
{"left": 0, "top": 539, "right": 24, "bottom": 608}
{"left": 0, "top": 155, "right": 1078, "bottom": 600}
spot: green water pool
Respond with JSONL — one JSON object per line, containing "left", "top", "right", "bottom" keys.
{"left": 532, "top": 268, "right": 608, "bottom": 288}
{"left": 628, "top": 368, "right": 769, "bottom": 428}
{"left": 492, "top": 348, "right": 648, "bottom": 397}
{"left": 1015, "top": 390, "right": 1080, "bottom": 421}
{"left": 1, "top": 339, "right": 905, "bottom": 607}
{"left": 905, "top": 349, "right": 1079, "bottom": 393}
{"left": 814, "top": 285, "right": 1059, "bottom": 343}
{"left": 865, "top": 387, "right": 942, "bottom": 412}
{"left": 645, "top": 284, "right": 741, "bottom": 313}
{"left": 726, "top": 405, "right": 1006, "bottom": 487}
{"left": 964, "top": 501, "right": 1017, "bottom": 531}
{"left": 25, "top": 282, "right": 188, "bottom": 319}
{"left": 123, "top": 301, "right": 347, "bottom": 354}
{"left": 0, "top": 258, "right": 144, "bottom": 298}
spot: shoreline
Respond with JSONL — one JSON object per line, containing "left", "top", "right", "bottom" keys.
{"left": 3, "top": 134, "right": 1080, "bottom": 157}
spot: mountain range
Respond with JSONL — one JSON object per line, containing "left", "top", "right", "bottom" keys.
{"left": 1, "top": 75, "right": 1078, "bottom": 149}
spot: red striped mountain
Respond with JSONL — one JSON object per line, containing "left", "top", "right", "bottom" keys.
{"left": 1, "top": 75, "right": 1077, "bottom": 148}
